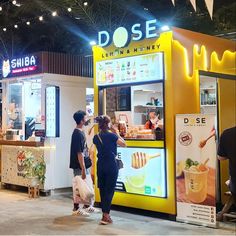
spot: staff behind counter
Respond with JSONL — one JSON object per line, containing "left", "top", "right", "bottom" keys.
{"left": 115, "top": 110, "right": 164, "bottom": 140}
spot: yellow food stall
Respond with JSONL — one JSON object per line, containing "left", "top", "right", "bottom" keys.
{"left": 92, "top": 23, "right": 236, "bottom": 216}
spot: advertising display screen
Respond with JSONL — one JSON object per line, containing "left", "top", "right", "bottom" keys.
{"left": 115, "top": 147, "right": 166, "bottom": 197}
{"left": 45, "top": 86, "right": 60, "bottom": 137}
{"left": 176, "top": 114, "right": 217, "bottom": 227}
{"left": 96, "top": 52, "right": 164, "bottom": 86}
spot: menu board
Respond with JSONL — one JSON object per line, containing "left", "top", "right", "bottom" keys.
{"left": 46, "top": 86, "right": 60, "bottom": 137}
{"left": 115, "top": 147, "right": 166, "bottom": 197}
{"left": 96, "top": 52, "right": 164, "bottom": 86}
{"left": 176, "top": 114, "right": 216, "bottom": 227}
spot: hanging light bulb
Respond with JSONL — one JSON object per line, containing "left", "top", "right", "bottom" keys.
{"left": 14, "top": 24, "right": 18, "bottom": 28}
{"left": 3, "top": 28, "right": 7, "bottom": 32}
{"left": 52, "top": 11, "right": 57, "bottom": 17}
{"left": 26, "top": 21, "right": 30, "bottom": 25}
{"left": 67, "top": 7, "right": 72, "bottom": 12}
{"left": 39, "top": 16, "right": 43, "bottom": 21}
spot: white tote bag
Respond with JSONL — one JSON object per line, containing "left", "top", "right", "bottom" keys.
{"left": 72, "top": 175, "right": 95, "bottom": 205}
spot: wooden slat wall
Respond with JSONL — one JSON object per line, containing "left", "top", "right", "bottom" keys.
{"left": 42, "top": 52, "right": 93, "bottom": 78}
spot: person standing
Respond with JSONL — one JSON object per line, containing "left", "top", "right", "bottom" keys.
{"left": 217, "top": 126, "right": 236, "bottom": 204}
{"left": 70, "top": 110, "right": 98, "bottom": 216}
{"left": 93, "top": 115, "right": 126, "bottom": 225}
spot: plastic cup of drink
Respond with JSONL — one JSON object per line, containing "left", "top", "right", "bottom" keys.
{"left": 183, "top": 167, "right": 209, "bottom": 203}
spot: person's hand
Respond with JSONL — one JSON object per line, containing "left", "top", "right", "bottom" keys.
{"left": 81, "top": 169, "right": 86, "bottom": 180}
{"left": 199, "top": 139, "right": 207, "bottom": 148}
{"left": 110, "top": 125, "right": 119, "bottom": 134}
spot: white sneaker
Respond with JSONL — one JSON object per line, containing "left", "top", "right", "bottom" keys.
{"left": 72, "top": 209, "right": 90, "bottom": 216}
{"left": 84, "top": 206, "right": 100, "bottom": 213}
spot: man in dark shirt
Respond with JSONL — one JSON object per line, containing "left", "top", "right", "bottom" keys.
{"left": 217, "top": 126, "right": 236, "bottom": 204}
{"left": 70, "top": 110, "right": 98, "bottom": 216}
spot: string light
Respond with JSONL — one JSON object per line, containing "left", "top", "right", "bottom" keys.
{"left": 67, "top": 7, "right": 72, "bottom": 12}
{"left": 0, "top": 6, "right": 2, "bottom": 11}
{"left": 83, "top": 2, "right": 88, "bottom": 6}
{"left": 39, "top": 16, "right": 43, "bottom": 21}
{"left": 12, "top": 0, "right": 17, "bottom": 5}
{"left": 52, "top": 11, "right": 57, "bottom": 17}
{"left": 14, "top": 24, "right": 18, "bottom": 28}
{"left": 3, "top": 28, "right": 7, "bottom": 32}
{"left": 26, "top": 21, "right": 30, "bottom": 25}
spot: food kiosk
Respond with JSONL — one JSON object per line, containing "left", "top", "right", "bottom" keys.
{"left": 92, "top": 23, "right": 236, "bottom": 215}
{"left": 0, "top": 52, "right": 93, "bottom": 191}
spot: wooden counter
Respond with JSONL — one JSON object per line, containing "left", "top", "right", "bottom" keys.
{"left": 0, "top": 140, "right": 44, "bottom": 147}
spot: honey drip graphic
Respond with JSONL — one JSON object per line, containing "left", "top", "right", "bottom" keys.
{"left": 173, "top": 40, "right": 236, "bottom": 79}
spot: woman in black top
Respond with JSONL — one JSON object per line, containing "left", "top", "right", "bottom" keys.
{"left": 93, "top": 115, "right": 126, "bottom": 225}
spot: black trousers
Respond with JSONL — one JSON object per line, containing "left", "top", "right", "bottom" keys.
{"left": 97, "top": 164, "right": 118, "bottom": 214}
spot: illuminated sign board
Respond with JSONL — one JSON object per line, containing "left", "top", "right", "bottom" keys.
{"left": 116, "top": 147, "right": 166, "bottom": 197}
{"left": 98, "top": 19, "right": 158, "bottom": 48}
{"left": 96, "top": 52, "right": 164, "bottom": 86}
{"left": 2, "top": 55, "right": 38, "bottom": 78}
{"left": 46, "top": 86, "right": 60, "bottom": 138}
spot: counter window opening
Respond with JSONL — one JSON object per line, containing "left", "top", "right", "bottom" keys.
{"left": 99, "top": 81, "right": 164, "bottom": 141}
{"left": 4, "top": 77, "right": 42, "bottom": 141}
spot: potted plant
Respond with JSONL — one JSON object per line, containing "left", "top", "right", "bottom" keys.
{"left": 23, "top": 151, "right": 46, "bottom": 186}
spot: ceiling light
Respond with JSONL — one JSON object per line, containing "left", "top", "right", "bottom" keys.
{"left": 14, "top": 24, "right": 18, "bottom": 28}
{"left": 12, "top": 0, "right": 17, "bottom": 5}
{"left": 3, "top": 28, "right": 6, "bottom": 32}
{"left": 52, "top": 11, "right": 57, "bottom": 17}
{"left": 160, "top": 25, "right": 170, "bottom": 31}
{"left": 39, "top": 16, "right": 43, "bottom": 21}
{"left": 89, "top": 40, "right": 96, "bottom": 46}
{"left": 68, "top": 7, "right": 72, "bottom": 12}
{"left": 26, "top": 21, "right": 30, "bottom": 25}
{"left": 83, "top": 2, "right": 88, "bottom": 6}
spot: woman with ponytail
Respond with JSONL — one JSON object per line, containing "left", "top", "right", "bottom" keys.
{"left": 93, "top": 115, "right": 126, "bottom": 225}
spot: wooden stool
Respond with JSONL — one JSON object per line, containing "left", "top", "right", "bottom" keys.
{"left": 28, "top": 185, "right": 40, "bottom": 198}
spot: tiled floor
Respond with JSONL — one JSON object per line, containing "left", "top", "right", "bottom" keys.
{"left": 0, "top": 189, "right": 235, "bottom": 235}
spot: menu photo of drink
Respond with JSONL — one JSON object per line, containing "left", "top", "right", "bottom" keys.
{"left": 96, "top": 52, "right": 164, "bottom": 86}
{"left": 176, "top": 114, "right": 217, "bottom": 227}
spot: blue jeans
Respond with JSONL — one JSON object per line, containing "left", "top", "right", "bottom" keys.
{"left": 97, "top": 163, "right": 118, "bottom": 214}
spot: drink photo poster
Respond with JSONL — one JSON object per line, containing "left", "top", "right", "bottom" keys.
{"left": 176, "top": 114, "right": 217, "bottom": 227}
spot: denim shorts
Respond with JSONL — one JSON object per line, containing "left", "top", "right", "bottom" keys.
{"left": 73, "top": 168, "right": 90, "bottom": 177}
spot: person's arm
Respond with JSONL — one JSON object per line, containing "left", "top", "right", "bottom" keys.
{"left": 218, "top": 155, "right": 227, "bottom": 161}
{"left": 110, "top": 125, "right": 126, "bottom": 147}
{"left": 217, "top": 130, "right": 228, "bottom": 161}
{"left": 77, "top": 152, "right": 86, "bottom": 179}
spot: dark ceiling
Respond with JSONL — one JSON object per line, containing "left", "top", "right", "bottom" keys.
{"left": 0, "top": 0, "right": 235, "bottom": 57}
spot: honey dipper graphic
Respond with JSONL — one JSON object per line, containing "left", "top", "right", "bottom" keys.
{"left": 131, "top": 152, "right": 161, "bottom": 169}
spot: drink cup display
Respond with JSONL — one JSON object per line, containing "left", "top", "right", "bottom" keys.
{"left": 184, "top": 167, "right": 209, "bottom": 203}
{"left": 126, "top": 167, "right": 146, "bottom": 190}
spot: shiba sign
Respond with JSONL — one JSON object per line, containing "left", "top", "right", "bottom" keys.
{"left": 2, "top": 55, "right": 37, "bottom": 78}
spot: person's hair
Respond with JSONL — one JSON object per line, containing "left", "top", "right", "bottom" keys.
{"left": 73, "top": 110, "right": 86, "bottom": 125}
{"left": 149, "top": 109, "right": 157, "bottom": 114}
{"left": 95, "top": 115, "right": 111, "bottom": 131}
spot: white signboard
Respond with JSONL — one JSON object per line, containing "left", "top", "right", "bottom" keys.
{"left": 96, "top": 52, "right": 164, "bottom": 86}
{"left": 46, "top": 86, "right": 60, "bottom": 137}
{"left": 176, "top": 114, "right": 217, "bottom": 227}
{"left": 116, "top": 147, "right": 166, "bottom": 198}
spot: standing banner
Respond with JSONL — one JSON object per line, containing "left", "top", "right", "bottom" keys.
{"left": 176, "top": 114, "right": 217, "bottom": 227}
